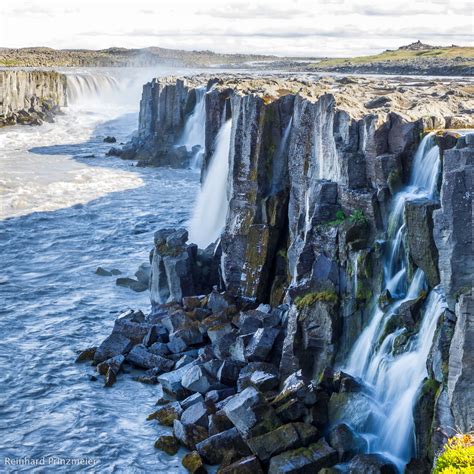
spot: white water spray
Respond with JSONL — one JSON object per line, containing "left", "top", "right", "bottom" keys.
{"left": 343, "top": 134, "right": 444, "bottom": 470}
{"left": 188, "top": 120, "right": 232, "bottom": 248}
{"left": 178, "top": 87, "right": 206, "bottom": 169}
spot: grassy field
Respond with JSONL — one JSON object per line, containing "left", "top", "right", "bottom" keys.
{"left": 314, "top": 46, "right": 474, "bottom": 68}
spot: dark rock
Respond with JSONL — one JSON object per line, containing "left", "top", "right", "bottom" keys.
{"left": 95, "top": 267, "right": 113, "bottom": 276}
{"left": 154, "top": 435, "right": 179, "bottom": 455}
{"left": 103, "top": 136, "right": 117, "bottom": 143}
{"left": 268, "top": 439, "right": 338, "bottom": 473}
{"left": 196, "top": 427, "right": 251, "bottom": 466}
{"left": 349, "top": 453, "right": 397, "bottom": 473}
{"left": 157, "top": 361, "right": 198, "bottom": 396}
{"left": 96, "top": 354, "right": 124, "bottom": 376}
{"left": 447, "top": 294, "right": 474, "bottom": 433}
{"left": 182, "top": 451, "right": 207, "bottom": 474}
{"left": 365, "top": 96, "right": 392, "bottom": 109}
{"left": 126, "top": 344, "right": 174, "bottom": 371}
{"left": 181, "top": 393, "right": 204, "bottom": 410}
{"left": 143, "top": 324, "right": 168, "bottom": 347}
{"left": 218, "top": 455, "right": 263, "bottom": 474}
{"left": 217, "top": 360, "right": 244, "bottom": 386}
{"left": 247, "top": 422, "right": 317, "bottom": 461}
{"left": 149, "top": 341, "right": 171, "bottom": 356}
{"left": 237, "top": 363, "right": 279, "bottom": 392}
{"left": 275, "top": 398, "right": 308, "bottom": 422}
{"left": 328, "top": 391, "right": 376, "bottom": 432}
{"left": 75, "top": 347, "right": 97, "bottom": 363}
{"left": 174, "top": 419, "right": 209, "bottom": 450}
{"left": 135, "top": 262, "right": 151, "bottom": 286}
{"left": 94, "top": 333, "right": 133, "bottom": 363}
{"left": 148, "top": 401, "right": 183, "bottom": 426}
{"left": 206, "top": 388, "right": 236, "bottom": 404}
{"left": 175, "top": 354, "right": 197, "bottom": 369}
{"left": 405, "top": 199, "right": 440, "bottom": 287}
{"left": 116, "top": 277, "right": 148, "bottom": 292}
{"left": 223, "top": 387, "right": 282, "bottom": 438}
{"left": 209, "top": 410, "right": 234, "bottom": 435}
{"left": 328, "top": 423, "right": 367, "bottom": 461}
{"left": 182, "top": 365, "right": 218, "bottom": 393}
{"left": 248, "top": 370, "right": 280, "bottom": 392}
{"left": 433, "top": 146, "right": 473, "bottom": 309}
{"left": 207, "top": 290, "right": 236, "bottom": 314}
{"left": 245, "top": 327, "right": 280, "bottom": 362}
{"left": 236, "top": 309, "right": 280, "bottom": 333}
{"left": 181, "top": 401, "right": 209, "bottom": 429}
{"left": 112, "top": 310, "right": 149, "bottom": 343}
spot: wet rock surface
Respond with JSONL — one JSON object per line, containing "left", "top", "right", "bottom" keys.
{"left": 0, "top": 70, "right": 67, "bottom": 127}
{"left": 74, "top": 76, "right": 474, "bottom": 472}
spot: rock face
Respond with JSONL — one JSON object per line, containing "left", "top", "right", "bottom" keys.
{"left": 0, "top": 70, "right": 67, "bottom": 126}
{"left": 80, "top": 75, "right": 474, "bottom": 472}
{"left": 433, "top": 142, "right": 474, "bottom": 309}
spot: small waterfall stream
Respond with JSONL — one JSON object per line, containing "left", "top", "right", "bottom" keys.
{"left": 344, "top": 133, "right": 446, "bottom": 470}
{"left": 188, "top": 120, "right": 232, "bottom": 248}
{"left": 178, "top": 86, "right": 206, "bottom": 169}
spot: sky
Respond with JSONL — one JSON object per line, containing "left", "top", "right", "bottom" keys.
{"left": 0, "top": 0, "right": 472, "bottom": 57}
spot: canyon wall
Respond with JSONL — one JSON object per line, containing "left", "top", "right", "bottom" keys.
{"left": 128, "top": 75, "right": 473, "bottom": 471}
{"left": 0, "top": 70, "right": 67, "bottom": 126}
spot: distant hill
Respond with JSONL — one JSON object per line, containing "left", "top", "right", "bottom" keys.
{"left": 0, "top": 46, "right": 279, "bottom": 68}
{"left": 311, "top": 42, "right": 474, "bottom": 76}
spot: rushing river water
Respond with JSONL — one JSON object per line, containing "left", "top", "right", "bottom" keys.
{"left": 0, "top": 68, "right": 200, "bottom": 472}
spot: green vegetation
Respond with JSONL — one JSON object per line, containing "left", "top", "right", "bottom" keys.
{"left": 313, "top": 46, "right": 474, "bottom": 69}
{"left": 295, "top": 290, "right": 338, "bottom": 309}
{"left": 324, "top": 209, "right": 367, "bottom": 228}
{"left": 348, "top": 210, "right": 368, "bottom": 225}
{"left": 434, "top": 433, "right": 474, "bottom": 474}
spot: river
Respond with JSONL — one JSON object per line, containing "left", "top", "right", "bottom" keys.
{"left": 0, "top": 67, "right": 200, "bottom": 472}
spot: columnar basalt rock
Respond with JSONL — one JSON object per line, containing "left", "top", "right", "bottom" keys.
{"left": 86, "top": 75, "right": 474, "bottom": 472}
{"left": 0, "top": 70, "right": 67, "bottom": 126}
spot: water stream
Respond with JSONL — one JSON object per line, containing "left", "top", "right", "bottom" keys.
{"left": 0, "top": 68, "right": 200, "bottom": 472}
{"left": 344, "top": 134, "right": 446, "bottom": 470}
{"left": 188, "top": 120, "right": 232, "bottom": 248}
{"left": 177, "top": 86, "right": 206, "bottom": 170}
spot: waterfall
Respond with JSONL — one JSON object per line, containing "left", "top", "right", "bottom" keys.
{"left": 188, "top": 120, "right": 232, "bottom": 248}
{"left": 66, "top": 73, "right": 121, "bottom": 104}
{"left": 178, "top": 87, "right": 206, "bottom": 170}
{"left": 343, "top": 133, "right": 444, "bottom": 470}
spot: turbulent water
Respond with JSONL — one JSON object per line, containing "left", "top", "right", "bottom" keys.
{"left": 188, "top": 120, "right": 232, "bottom": 248}
{"left": 0, "top": 68, "right": 200, "bottom": 472}
{"left": 344, "top": 134, "right": 446, "bottom": 470}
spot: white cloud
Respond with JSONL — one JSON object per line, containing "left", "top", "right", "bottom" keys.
{"left": 0, "top": 0, "right": 472, "bottom": 56}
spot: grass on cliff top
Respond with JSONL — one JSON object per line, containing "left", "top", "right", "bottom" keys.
{"left": 313, "top": 46, "right": 474, "bottom": 68}
{"left": 434, "top": 432, "right": 474, "bottom": 474}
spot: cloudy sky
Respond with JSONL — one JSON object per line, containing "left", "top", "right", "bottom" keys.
{"left": 0, "top": 0, "right": 472, "bottom": 57}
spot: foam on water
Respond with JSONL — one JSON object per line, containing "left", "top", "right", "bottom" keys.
{"left": 0, "top": 67, "right": 200, "bottom": 472}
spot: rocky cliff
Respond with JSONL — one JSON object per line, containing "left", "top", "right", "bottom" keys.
{"left": 0, "top": 70, "right": 67, "bottom": 126}
{"left": 89, "top": 75, "right": 473, "bottom": 473}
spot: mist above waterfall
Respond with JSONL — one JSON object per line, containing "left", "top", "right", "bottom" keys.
{"left": 188, "top": 120, "right": 232, "bottom": 248}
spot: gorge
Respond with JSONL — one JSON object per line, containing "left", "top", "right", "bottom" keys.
{"left": 1, "top": 68, "right": 472, "bottom": 473}
{"left": 86, "top": 74, "right": 473, "bottom": 472}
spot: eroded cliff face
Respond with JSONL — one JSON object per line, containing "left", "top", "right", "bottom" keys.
{"left": 130, "top": 74, "right": 473, "bottom": 470}
{"left": 0, "top": 70, "right": 67, "bottom": 126}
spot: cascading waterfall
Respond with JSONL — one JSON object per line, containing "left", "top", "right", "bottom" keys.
{"left": 344, "top": 133, "right": 445, "bottom": 470}
{"left": 66, "top": 73, "right": 121, "bottom": 104}
{"left": 178, "top": 87, "right": 206, "bottom": 169}
{"left": 188, "top": 120, "right": 232, "bottom": 248}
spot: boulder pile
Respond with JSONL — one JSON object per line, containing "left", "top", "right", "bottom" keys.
{"left": 77, "top": 293, "right": 397, "bottom": 473}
